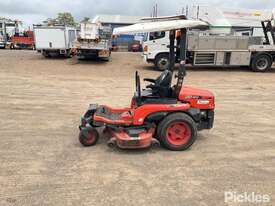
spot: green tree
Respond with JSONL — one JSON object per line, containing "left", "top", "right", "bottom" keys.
{"left": 81, "top": 17, "right": 90, "bottom": 23}
{"left": 56, "top": 12, "right": 76, "bottom": 26}
{"left": 43, "top": 13, "right": 76, "bottom": 26}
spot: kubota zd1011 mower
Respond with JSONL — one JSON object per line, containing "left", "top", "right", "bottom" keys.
{"left": 78, "top": 16, "right": 215, "bottom": 151}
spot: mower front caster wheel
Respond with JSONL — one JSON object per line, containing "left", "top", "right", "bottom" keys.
{"left": 79, "top": 128, "right": 99, "bottom": 147}
{"left": 158, "top": 113, "right": 197, "bottom": 151}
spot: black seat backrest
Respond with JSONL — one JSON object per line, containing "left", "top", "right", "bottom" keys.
{"left": 155, "top": 70, "right": 173, "bottom": 87}
{"left": 151, "top": 70, "right": 173, "bottom": 98}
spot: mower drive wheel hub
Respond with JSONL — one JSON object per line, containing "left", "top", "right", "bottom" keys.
{"left": 166, "top": 122, "right": 191, "bottom": 146}
{"left": 85, "top": 132, "right": 95, "bottom": 144}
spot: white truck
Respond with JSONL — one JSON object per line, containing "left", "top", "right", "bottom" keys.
{"left": 0, "top": 33, "right": 5, "bottom": 48}
{"left": 34, "top": 25, "right": 77, "bottom": 57}
{"left": 72, "top": 22, "right": 112, "bottom": 60}
{"left": 0, "top": 20, "right": 16, "bottom": 49}
{"left": 143, "top": 10, "right": 275, "bottom": 72}
{"left": 0, "top": 21, "right": 6, "bottom": 48}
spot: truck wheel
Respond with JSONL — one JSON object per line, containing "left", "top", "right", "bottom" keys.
{"left": 154, "top": 54, "right": 170, "bottom": 71}
{"left": 79, "top": 128, "right": 99, "bottom": 147}
{"left": 68, "top": 55, "right": 79, "bottom": 65}
{"left": 251, "top": 54, "right": 272, "bottom": 72}
{"left": 157, "top": 113, "right": 197, "bottom": 151}
{"left": 42, "top": 52, "right": 50, "bottom": 58}
{"left": 102, "top": 57, "right": 110, "bottom": 62}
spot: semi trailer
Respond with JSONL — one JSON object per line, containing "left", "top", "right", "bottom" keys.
{"left": 34, "top": 25, "right": 77, "bottom": 57}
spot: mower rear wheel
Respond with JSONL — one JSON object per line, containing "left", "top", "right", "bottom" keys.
{"left": 79, "top": 128, "right": 99, "bottom": 147}
{"left": 157, "top": 113, "right": 197, "bottom": 151}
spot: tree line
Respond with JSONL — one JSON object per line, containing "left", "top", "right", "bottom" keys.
{"left": 43, "top": 13, "right": 90, "bottom": 26}
{"left": 1, "top": 13, "right": 90, "bottom": 26}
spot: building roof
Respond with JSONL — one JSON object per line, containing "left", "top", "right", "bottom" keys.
{"left": 0, "top": 19, "right": 16, "bottom": 24}
{"left": 92, "top": 15, "right": 143, "bottom": 25}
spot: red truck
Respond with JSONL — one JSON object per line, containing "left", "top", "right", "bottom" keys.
{"left": 10, "top": 30, "right": 35, "bottom": 50}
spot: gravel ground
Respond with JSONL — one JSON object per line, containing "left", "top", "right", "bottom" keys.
{"left": 0, "top": 50, "right": 274, "bottom": 206}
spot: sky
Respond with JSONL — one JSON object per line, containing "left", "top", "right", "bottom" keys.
{"left": 0, "top": 0, "right": 275, "bottom": 26}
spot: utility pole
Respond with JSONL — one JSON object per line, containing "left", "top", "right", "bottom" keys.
{"left": 151, "top": 3, "right": 158, "bottom": 18}
{"left": 182, "top": 7, "right": 185, "bottom": 15}
{"left": 196, "top": 5, "right": 200, "bottom": 19}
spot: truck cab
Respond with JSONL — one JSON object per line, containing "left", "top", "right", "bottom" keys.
{"left": 0, "top": 33, "right": 5, "bottom": 48}
{"left": 143, "top": 31, "right": 171, "bottom": 71}
{"left": 0, "top": 22, "right": 7, "bottom": 48}
{"left": 0, "top": 20, "right": 17, "bottom": 49}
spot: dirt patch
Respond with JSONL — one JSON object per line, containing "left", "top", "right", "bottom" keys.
{"left": 0, "top": 50, "right": 274, "bottom": 206}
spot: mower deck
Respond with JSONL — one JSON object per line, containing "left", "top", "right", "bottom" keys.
{"left": 106, "top": 127, "right": 157, "bottom": 149}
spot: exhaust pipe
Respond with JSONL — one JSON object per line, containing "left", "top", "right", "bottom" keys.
{"left": 107, "top": 137, "right": 117, "bottom": 149}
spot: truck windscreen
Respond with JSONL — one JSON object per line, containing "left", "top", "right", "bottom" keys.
{"left": 149, "top": 31, "right": 166, "bottom": 41}
{"left": 143, "top": 33, "right": 148, "bottom": 42}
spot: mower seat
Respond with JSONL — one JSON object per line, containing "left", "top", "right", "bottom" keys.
{"left": 134, "top": 90, "right": 177, "bottom": 105}
{"left": 134, "top": 70, "right": 176, "bottom": 106}
{"left": 145, "top": 70, "right": 173, "bottom": 98}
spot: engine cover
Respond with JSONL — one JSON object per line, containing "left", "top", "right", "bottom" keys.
{"left": 178, "top": 86, "right": 215, "bottom": 110}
